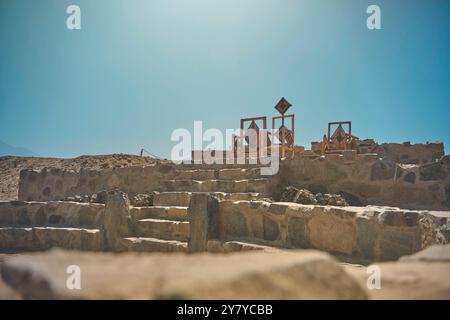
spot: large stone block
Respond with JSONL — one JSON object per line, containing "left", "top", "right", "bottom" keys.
{"left": 355, "top": 215, "right": 379, "bottom": 260}
{"left": 188, "top": 193, "right": 219, "bottom": 252}
{"left": 379, "top": 230, "right": 420, "bottom": 261}
{"left": 307, "top": 208, "right": 357, "bottom": 256}
{"left": 287, "top": 216, "right": 309, "bottom": 248}
{"left": 103, "top": 190, "right": 132, "bottom": 251}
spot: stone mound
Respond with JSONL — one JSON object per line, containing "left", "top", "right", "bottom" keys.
{"left": 280, "top": 186, "right": 348, "bottom": 206}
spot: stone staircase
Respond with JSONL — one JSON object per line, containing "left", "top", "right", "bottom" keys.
{"left": 119, "top": 167, "right": 270, "bottom": 253}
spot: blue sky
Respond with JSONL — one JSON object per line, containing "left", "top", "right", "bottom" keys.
{"left": 0, "top": 0, "right": 449, "bottom": 158}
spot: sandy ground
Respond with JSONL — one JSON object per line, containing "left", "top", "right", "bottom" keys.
{"left": 0, "top": 154, "right": 162, "bottom": 201}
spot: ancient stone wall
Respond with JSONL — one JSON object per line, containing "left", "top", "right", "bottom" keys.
{"left": 374, "top": 142, "right": 444, "bottom": 164}
{"left": 0, "top": 201, "right": 105, "bottom": 251}
{"left": 0, "top": 201, "right": 104, "bottom": 227}
{"left": 215, "top": 200, "right": 450, "bottom": 261}
{"left": 17, "top": 154, "right": 450, "bottom": 211}
{"left": 18, "top": 162, "right": 177, "bottom": 202}
{"left": 269, "top": 153, "right": 450, "bottom": 211}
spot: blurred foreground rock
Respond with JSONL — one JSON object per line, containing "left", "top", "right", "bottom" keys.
{"left": 0, "top": 249, "right": 368, "bottom": 300}
{"left": 344, "top": 244, "right": 450, "bottom": 299}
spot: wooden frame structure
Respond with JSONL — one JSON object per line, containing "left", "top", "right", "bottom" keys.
{"left": 272, "top": 114, "right": 295, "bottom": 159}
{"left": 321, "top": 121, "right": 357, "bottom": 155}
{"left": 233, "top": 98, "right": 296, "bottom": 160}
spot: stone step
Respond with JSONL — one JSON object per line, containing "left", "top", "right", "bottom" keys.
{"left": 173, "top": 168, "right": 261, "bottom": 180}
{"left": 153, "top": 192, "right": 265, "bottom": 207}
{"left": 134, "top": 219, "right": 190, "bottom": 241}
{"left": 153, "top": 192, "right": 192, "bottom": 207}
{"left": 0, "top": 227, "right": 103, "bottom": 252}
{"left": 177, "top": 161, "right": 265, "bottom": 170}
{"left": 163, "top": 179, "right": 268, "bottom": 193}
{"left": 207, "top": 240, "right": 282, "bottom": 253}
{"left": 213, "top": 192, "right": 265, "bottom": 202}
{"left": 119, "top": 237, "right": 188, "bottom": 253}
{"left": 130, "top": 206, "right": 188, "bottom": 221}
{"left": 173, "top": 169, "right": 216, "bottom": 180}
{"left": 217, "top": 168, "right": 261, "bottom": 180}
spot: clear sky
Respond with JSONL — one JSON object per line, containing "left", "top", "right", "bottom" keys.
{"left": 0, "top": 0, "right": 449, "bottom": 158}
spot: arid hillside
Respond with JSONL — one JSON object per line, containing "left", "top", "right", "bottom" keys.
{"left": 0, "top": 154, "right": 161, "bottom": 201}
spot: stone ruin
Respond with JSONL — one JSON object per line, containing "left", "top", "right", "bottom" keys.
{"left": 1, "top": 137, "right": 448, "bottom": 261}
{"left": 1, "top": 99, "right": 450, "bottom": 299}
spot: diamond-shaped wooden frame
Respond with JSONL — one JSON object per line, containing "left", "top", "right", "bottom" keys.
{"left": 274, "top": 97, "right": 292, "bottom": 115}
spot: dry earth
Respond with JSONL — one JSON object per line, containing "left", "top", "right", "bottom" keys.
{"left": 0, "top": 154, "right": 161, "bottom": 201}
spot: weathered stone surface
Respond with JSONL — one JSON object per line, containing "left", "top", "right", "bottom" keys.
{"left": 188, "top": 194, "right": 219, "bottom": 252}
{"left": 281, "top": 186, "right": 316, "bottom": 204}
{"left": 206, "top": 240, "right": 280, "bottom": 253}
{"left": 338, "top": 191, "right": 362, "bottom": 206}
{"left": 103, "top": 190, "right": 132, "bottom": 250}
{"left": 153, "top": 192, "right": 191, "bottom": 207}
{"left": 0, "top": 201, "right": 104, "bottom": 228}
{"left": 216, "top": 200, "right": 450, "bottom": 261}
{"left": 307, "top": 208, "right": 356, "bottom": 256}
{"left": 1, "top": 249, "right": 368, "bottom": 299}
{"left": 118, "top": 237, "right": 187, "bottom": 253}
{"left": 315, "top": 193, "right": 348, "bottom": 206}
{"left": 130, "top": 193, "right": 156, "bottom": 207}
{"left": 378, "top": 210, "right": 419, "bottom": 227}
{"left": 287, "top": 216, "right": 309, "bottom": 248}
{"left": 379, "top": 230, "right": 419, "bottom": 261}
{"left": 355, "top": 215, "right": 379, "bottom": 261}
{"left": 135, "top": 219, "right": 190, "bottom": 241}
{"left": 403, "top": 172, "right": 416, "bottom": 184}
{"left": 263, "top": 216, "right": 279, "bottom": 241}
{"left": 370, "top": 159, "right": 400, "bottom": 181}
{"left": 130, "top": 206, "right": 188, "bottom": 221}
{"left": 445, "top": 183, "right": 450, "bottom": 207}
{"left": 222, "top": 211, "right": 248, "bottom": 238}
{"left": 419, "top": 162, "right": 449, "bottom": 181}
{"left": 280, "top": 186, "right": 348, "bottom": 206}
{"left": 0, "top": 227, "right": 103, "bottom": 252}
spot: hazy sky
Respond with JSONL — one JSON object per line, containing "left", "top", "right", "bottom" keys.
{"left": 0, "top": 0, "right": 449, "bottom": 158}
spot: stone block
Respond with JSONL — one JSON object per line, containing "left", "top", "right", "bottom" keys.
{"left": 188, "top": 193, "right": 219, "bottom": 253}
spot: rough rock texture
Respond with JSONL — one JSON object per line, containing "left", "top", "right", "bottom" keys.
{"left": 63, "top": 190, "right": 108, "bottom": 204}
{"left": 130, "top": 193, "right": 157, "bottom": 207}
{"left": 280, "top": 186, "right": 348, "bottom": 206}
{"left": 217, "top": 200, "right": 450, "bottom": 261}
{"left": 345, "top": 245, "right": 450, "bottom": 299}
{"left": 0, "top": 249, "right": 368, "bottom": 299}
{"left": 0, "top": 201, "right": 104, "bottom": 227}
{"left": 188, "top": 193, "right": 219, "bottom": 253}
{"left": 281, "top": 187, "right": 316, "bottom": 204}
{"left": 103, "top": 190, "right": 132, "bottom": 250}
{"left": 0, "top": 227, "right": 103, "bottom": 252}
